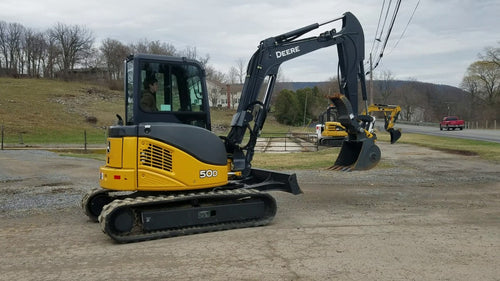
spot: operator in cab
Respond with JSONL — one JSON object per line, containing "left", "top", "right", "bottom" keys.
{"left": 141, "top": 75, "right": 158, "bottom": 112}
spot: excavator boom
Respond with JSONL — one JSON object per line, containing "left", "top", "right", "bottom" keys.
{"left": 226, "top": 12, "right": 380, "bottom": 173}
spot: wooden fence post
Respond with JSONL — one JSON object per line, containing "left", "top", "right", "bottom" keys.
{"left": 84, "top": 130, "right": 87, "bottom": 152}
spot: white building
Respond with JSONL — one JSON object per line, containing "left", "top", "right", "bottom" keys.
{"left": 206, "top": 80, "right": 242, "bottom": 109}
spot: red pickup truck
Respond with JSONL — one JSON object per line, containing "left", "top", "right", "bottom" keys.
{"left": 440, "top": 116, "right": 465, "bottom": 130}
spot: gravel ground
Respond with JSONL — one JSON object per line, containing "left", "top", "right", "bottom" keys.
{"left": 0, "top": 142, "right": 499, "bottom": 280}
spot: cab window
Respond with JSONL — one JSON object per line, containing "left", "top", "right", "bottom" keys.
{"left": 139, "top": 62, "right": 204, "bottom": 113}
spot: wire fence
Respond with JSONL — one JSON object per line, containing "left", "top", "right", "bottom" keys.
{"left": 399, "top": 120, "right": 498, "bottom": 129}
{"left": 256, "top": 133, "right": 319, "bottom": 153}
{"left": 0, "top": 126, "right": 105, "bottom": 151}
{"left": 1, "top": 125, "right": 319, "bottom": 153}
{"left": 465, "top": 120, "right": 498, "bottom": 130}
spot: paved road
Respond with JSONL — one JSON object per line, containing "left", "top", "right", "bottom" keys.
{"left": 395, "top": 124, "right": 500, "bottom": 143}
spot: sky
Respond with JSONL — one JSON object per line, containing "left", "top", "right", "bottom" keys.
{"left": 1, "top": 0, "right": 499, "bottom": 87}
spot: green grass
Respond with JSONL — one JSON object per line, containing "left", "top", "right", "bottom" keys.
{"left": 252, "top": 147, "right": 340, "bottom": 170}
{"left": 0, "top": 77, "right": 122, "bottom": 144}
{"left": 397, "top": 132, "right": 500, "bottom": 163}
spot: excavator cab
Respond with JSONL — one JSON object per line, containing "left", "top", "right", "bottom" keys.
{"left": 124, "top": 54, "right": 211, "bottom": 129}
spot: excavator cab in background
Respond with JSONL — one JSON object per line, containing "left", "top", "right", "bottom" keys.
{"left": 83, "top": 12, "right": 382, "bottom": 243}
{"left": 363, "top": 104, "right": 402, "bottom": 144}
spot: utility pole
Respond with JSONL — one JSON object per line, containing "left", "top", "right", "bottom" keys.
{"left": 303, "top": 92, "right": 308, "bottom": 126}
{"left": 226, "top": 84, "right": 231, "bottom": 109}
{"left": 369, "top": 53, "right": 374, "bottom": 105}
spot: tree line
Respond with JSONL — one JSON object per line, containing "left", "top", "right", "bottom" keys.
{"left": 1, "top": 19, "right": 498, "bottom": 124}
{"left": 274, "top": 44, "right": 500, "bottom": 125}
{"left": 0, "top": 20, "right": 227, "bottom": 84}
{"left": 0, "top": 21, "right": 94, "bottom": 78}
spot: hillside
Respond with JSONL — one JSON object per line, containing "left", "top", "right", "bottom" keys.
{"left": 0, "top": 77, "right": 474, "bottom": 145}
{"left": 279, "top": 80, "right": 472, "bottom": 122}
{"left": 0, "top": 77, "right": 123, "bottom": 144}
{"left": 0, "top": 77, "right": 299, "bottom": 145}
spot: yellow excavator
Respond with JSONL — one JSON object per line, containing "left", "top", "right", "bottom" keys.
{"left": 363, "top": 104, "right": 402, "bottom": 144}
{"left": 82, "top": 12, "right": 381, "bottom": 243}
{"left": 317, "top": 103, "right": 401, "bottom": 146}
{"left": 316, "top": 105, "right": 347, "bottom": 147}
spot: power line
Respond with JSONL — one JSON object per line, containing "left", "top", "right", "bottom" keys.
{"left": 388, "top": 0, "right": 420, "bottom": 55}
{"left": 371, "top": 0, "right": 393, "bottom": 61}
{"left": 370, "top": 0, "right": 387, "bottom": 56}
{"left": 368, "top": 0, "right": 402, "bottom": 74}
{"left": 374, "top": 0, "right": 401, "bottom": 68}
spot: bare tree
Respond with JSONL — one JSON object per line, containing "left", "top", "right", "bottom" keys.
{"left": 148, "top": 40, "right": 176, "bottom": 56}
{"left": 49, "top": 23, "right": 94, "bottom": 76}
{"left": 227, "top": 66, "right": 238, "bottom": 84}
{"left": 376, "top": 70, "right": 394, "bottom": 104}
{"left": 462, "top": 60, "right": 500, "bottom": 105}
{"left": 0, "top": 21, "right": 6, "bottom": 69}
{"left": 101, "top": 38, "right": 130, "bottom": 80}
{"left": 0, "top": 22, "right": 25, "bottom": 73}
{"left": 394, "top": 79, "right": 420, "bottom": 121}
{"left": 481, "top": 45, "right": 500, "bottom": 68}
{"left": 180, "top": 46, "right": 209, "bottom": 67}
{"left": 235, "top": 58, "right": 245, "bottom": 83}
{"left": 23, "top": 28, "right": 47, "bottom": 77}
{"left": 43, "top": 32, "right": 60, "bottom": 78}
{"left": 205, "top": 65, "right": 226, "bottom": 84}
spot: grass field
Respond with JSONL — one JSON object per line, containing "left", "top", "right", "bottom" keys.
{"left": 397, "top": 132, "right": 500, "bottom": 163}
{"left": 2, "top": 77, "right": 498, "bottom": 168}
{"left": 0, "top": 77, "right": 122, "bottom": 144}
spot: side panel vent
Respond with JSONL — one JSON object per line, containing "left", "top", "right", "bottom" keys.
{"left": 140, "top": 143, "right": 173, "bottom": 172}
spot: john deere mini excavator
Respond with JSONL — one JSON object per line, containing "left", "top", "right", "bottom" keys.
{"left": 82, "top": 12, "right": 381, "bottom": 243}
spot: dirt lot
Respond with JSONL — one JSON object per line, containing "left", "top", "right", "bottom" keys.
{"left": 1, "top": 142, "right": 499, "bottom": 281}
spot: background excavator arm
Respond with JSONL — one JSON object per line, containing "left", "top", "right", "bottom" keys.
{"left": 225, "top": 12, "right": 379, "bottom": 174}
{"left": 364, "top": 104, "right": 402, "bottom": 144}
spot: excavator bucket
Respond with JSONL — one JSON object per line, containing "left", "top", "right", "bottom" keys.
{"left": 329, "top": 137, "right": 381, "bottom": 171}
{"left": 388, "top": 128, "right": 402, "bottom": 144}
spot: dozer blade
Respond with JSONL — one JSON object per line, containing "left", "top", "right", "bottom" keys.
{"left": 388, "top": 128, "right": 402, "bottom": 144}
{"left": 329, "top": 138, "right": 381, "bottom": 171}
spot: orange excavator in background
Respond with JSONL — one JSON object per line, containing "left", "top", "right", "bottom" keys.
{"left": 82, "top": 12, "right": 381, "bottom": 243}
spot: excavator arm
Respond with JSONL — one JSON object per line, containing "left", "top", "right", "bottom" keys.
{"left": 364, "top": 104, "right": 402, "bottom": 144}
{"left": 225, "top": 12, "right": 380, "bottom": 174}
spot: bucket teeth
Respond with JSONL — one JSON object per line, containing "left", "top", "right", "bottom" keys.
{"left": 327, "top": 165, "right": 352, "bottom": 172}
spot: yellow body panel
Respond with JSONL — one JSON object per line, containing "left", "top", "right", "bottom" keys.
{"left": 322, "top": 121, "right": 347, "bottom": 138}
{"left": 100, "top": 167, "right": 136, "bottom": 191}
{"left": 100, "top": 136, "right": 229, "bottom": 192}
{"left": 106, "top": 138, "right": 123, "bottom": 168}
